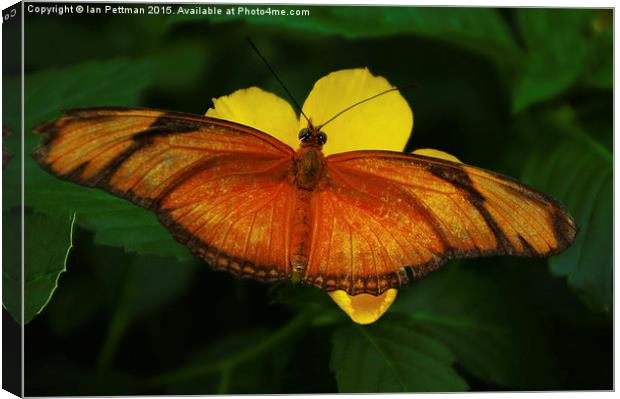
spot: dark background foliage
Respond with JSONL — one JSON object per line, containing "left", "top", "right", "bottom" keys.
{"left": 2, "top": 3, "right": 612, "bottom": 395}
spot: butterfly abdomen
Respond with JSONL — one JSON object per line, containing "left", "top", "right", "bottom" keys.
{"left": 290, "top": 189, "right": 313, "bottom": 282}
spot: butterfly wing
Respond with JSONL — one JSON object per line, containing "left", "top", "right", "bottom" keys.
{"left": 33, "top": 107, "right": 297, "bottom": 281}
{"left": 303, "top": 150, "right": 577, "bottom": 295}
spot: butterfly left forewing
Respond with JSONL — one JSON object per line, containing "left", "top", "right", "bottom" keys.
{"left": 33, "top": 107, "right": 297, "bottom": 281}
{"left": 33, "top": 107, "right": 294, "bottom": 206}
{"left": 302, "top": 150, "right": 577, "bottom": 295}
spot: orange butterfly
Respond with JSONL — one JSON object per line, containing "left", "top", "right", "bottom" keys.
{"left": 32, "top": 106, "right": 577, "bottom": 295}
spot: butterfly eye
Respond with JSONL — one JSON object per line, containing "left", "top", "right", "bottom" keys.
{"left": 298, "top": 128, "right": 311, "bottom": 141}
{"left": 318, "top": 132, "right": 327, "bottom": 145}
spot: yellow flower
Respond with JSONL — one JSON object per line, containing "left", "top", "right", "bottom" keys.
{"left": 206, "top": 68, "right": 458, "bottom": 325}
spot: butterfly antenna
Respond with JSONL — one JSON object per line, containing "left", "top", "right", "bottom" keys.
{"left": 246, "top": 36, "right": 310, "bottom": 124}
{"left": 318, "top": 83, "right": 417, "bottom": 129}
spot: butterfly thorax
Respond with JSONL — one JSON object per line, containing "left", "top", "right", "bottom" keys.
{"left": 294, "top": 125, "right": 327, "bottom": 190}
{"left": 294, "top": 147, "right": 325, "bottom": 191}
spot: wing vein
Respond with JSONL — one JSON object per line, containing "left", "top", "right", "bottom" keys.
{"left": 328, "top": 183, "right": 426, "bottom": 269}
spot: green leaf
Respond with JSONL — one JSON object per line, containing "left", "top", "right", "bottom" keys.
{"left": 512, "top": 9, "right": 597, "bottom": 112}
{"left": 390, "top": 263, "right": 561, "bottom": 389}
{"left": 94, "top": 250, "right": 197, "bottom": 369}
{"left": 3, "top": 212, "right": 76, "bottom": 324}
{"left": 12, "top": 58, "right": 192, "bottom": 259}
{"left": 522, "top": 108, "right": 612, "bottom": 312}
{"left": 164, "top": 328, "right": 294, "bottom": 394}
{"left": 24, "top": 212, "right": 76, "bottom": 323}
{"left": 2, "top": 212, "right": 22, "bottom": 324}
{"left": 27, "top": 363, "right": 141, "bottom": 396}
{"left": 582, "top": 10, "right": 613, "bottom": 90}
{"left": 330, "top": 314, "right": 468, "bottom": 392}
{"left": 25, "top": 59, "right": 154, "bottom": 128}
{"left": 166, "top": 7, "right": 521, "bottom": 64}
{"left": 145, "top": 311, "right": 313, "bottom": 392}
{"left": 46, "top": 269, "right": 105, "bottom": 337}
{"left": 269, "top": 283, "right": 345, "bottom": 326}
{"left": 116, "top": 256, "right": 196, "bottom": 320}
{"left": 149, "top": 41, "right": 210, "bottom": 92}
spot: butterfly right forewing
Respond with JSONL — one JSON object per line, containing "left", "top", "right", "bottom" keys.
{"left": 301, "top": 150, "right": 577, "bottom": 295}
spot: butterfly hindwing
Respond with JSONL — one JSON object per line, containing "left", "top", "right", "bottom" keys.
{"left": 301, "top": 151, "right": 577, "bottom": 295}
{"left": 157, "top": 157, "right": 296, "bottom": 281}
{"left": 33, "top": 107, "right": 297, "bottom": 281}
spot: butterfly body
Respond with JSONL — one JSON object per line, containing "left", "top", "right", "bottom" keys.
{"left": 290, "top": 125, "right": 329, "bottom": 280}
{"left": 32, "top": 107, "right": 577, "bottom": 296}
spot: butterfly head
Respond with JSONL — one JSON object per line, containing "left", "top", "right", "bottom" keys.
{"left": 298, "top": 124, "right": 327, "bottom": 149}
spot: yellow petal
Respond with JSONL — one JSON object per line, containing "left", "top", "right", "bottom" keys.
{"left": 300, "top": 68, "right": 413, "bottom": 156}
{"left": 413, "top": 148, "right": 462, "bottom": 163}
{"left": 328, "top": 289, "right": 398, "bottom": 325}
{"left": 206, "top": 87, "right": 299, "bottom": 149}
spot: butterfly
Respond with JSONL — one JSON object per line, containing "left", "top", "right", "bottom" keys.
{"left": 32, "top": 106, "right": 577, "bottom": 295}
